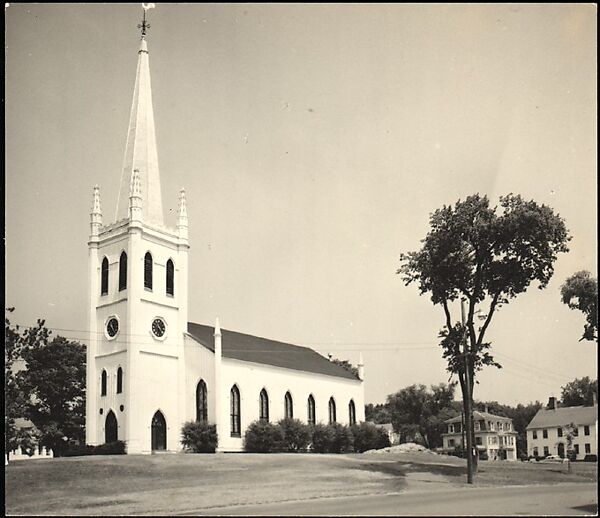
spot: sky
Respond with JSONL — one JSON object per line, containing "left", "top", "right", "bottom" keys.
{"left": 5, "top": 3, "right": 597, "bottom": 406}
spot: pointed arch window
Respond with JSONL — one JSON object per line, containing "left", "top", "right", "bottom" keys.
{"left": 349, "top": 399, "right": 356, "bottom": 426}
{"left": 328, "top": 397, "right": 336, "bottom": 424}
{"left": 119, "top": 252, "right": 127, "bottom": 291}
{"left": 230, "top": 385, "right": 241, "bottom": 437}
{"left": 307, "top": 395, "right": 316, "bottom": 426}
{"left": 116, "top": 367, "right": 123, "bottom": 394}
{"left": 101, "top": 257, "right": 109, "bottom": 295}
{"left": 284, "top": 391, "right": 293, "bottom": 420}
{"left": 166, "top": 259, "right": 174, "bottom": 296}
{"left": 259, "top": 389, "right": 269, "bottom": 422}
{"left": 144, "top": 252, "right": 153, "bottom": 290}
{"left": 196, "top": 380, "right": 208, "bottom": 423}
{"left": 101, "top": 370, "right": 107, "bottom": 397}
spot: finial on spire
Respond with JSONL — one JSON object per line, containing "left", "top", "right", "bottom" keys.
{"left": 138, "top": 3, "right": 155, "bottom": 38}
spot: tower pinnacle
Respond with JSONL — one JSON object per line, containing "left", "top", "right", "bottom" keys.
{"left": 90, "top": 185, "right": 103, "bottom": 236}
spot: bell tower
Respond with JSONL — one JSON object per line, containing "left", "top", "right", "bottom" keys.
{"left": 85, "top": 7, "right": 189, "bottom": 454}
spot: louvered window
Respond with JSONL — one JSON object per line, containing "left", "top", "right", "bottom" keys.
{"left": 101, "top": 257, "right": 109, "bottom": 295}
{"left": 116, "top": 367, "right": 123, "bottom": 394}
{"left": 230, "top": 385, "right": 241, "bottom": 437}
{"left": 259, "top": 389, "right": 269, "bottom": 422}
{"left": 119, "top": 252, "right": 127, "bottom": 291}
{"left": 144, "top": 252, "right": 153, "bottom": 290}
{"left": 196, "top": 380, "right": 208, "bottom": 423}
{"left": 101, "top": 370, "right": 107, "bottom": 396}
{"left": 166, "top": 259, "right": 174, "bottom": 296}
{"left": 307, "top": 395, "right": 316, "bottom": 426}
{"left": 328, "top": 397, "right": 336, "bottom": 424}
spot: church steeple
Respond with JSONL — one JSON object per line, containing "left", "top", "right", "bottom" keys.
{"left": 115, "top": 11, "right": 164, "bottom": 226}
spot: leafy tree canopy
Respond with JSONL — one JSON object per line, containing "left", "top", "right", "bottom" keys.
{"left": 399, "top": 194, "right": 570, "bottom": 386}
{"left": 386, "top": 383, "right": 458, "bottom": 448}
{"left": 561, "top": 271, "right": 598, "bottom": 342}
{"left": 560, "top": 376, "right": 598, "bottom": 407}
{"left": 365, "top": 403, "right": 391, "bottom": 424}
{"left": 5, "top": 313, "right": 86, "bottom": 457}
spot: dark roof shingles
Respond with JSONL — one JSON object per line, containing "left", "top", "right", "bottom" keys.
{"left": 526, "top": 405, "right": 598, "bottom": 430}
{"left": 187, "top": 322, "right": 359, "bottom": 381}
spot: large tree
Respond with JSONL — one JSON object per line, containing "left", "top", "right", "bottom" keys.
{"left": 560, "top": 271, "right": 598, "bottom": 342}
{"left": 398, "top": 194, "right": 570, "bottom": 481}
{"left": 386, "top": 382, "right": 458, "bottom": 448}
{"left": 365, "top": 403, "right": 392, "bottom": 424}
{"left": 5, "top": 308, "right": 26, "bottom": 458}
{"left": 18, "top": 319, "right": 86, "bottom": 456}
{"left": 560, "top": 376, "right": 598, "bottom": 407}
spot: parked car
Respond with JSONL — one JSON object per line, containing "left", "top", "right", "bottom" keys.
{"left": 539, "top": 455, "right": 567, "bottom": 463}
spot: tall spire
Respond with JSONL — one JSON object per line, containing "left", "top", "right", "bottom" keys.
{"left": 115, "top": 7, "right": 164, "bottom": 226}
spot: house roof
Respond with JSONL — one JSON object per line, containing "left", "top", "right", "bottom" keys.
{"left": 445, "top": 411, "right": 512, "bottom": 424}
{"left": 13, "top": 418, "right": 34, "bottom": 430}
{"left": 372, "top": 423, "right": 394, "bottom": 432}
{"left": 526, "top": 405, "right": 598, "bottom": 430}
{"left": 186, "top": 322, "right": 360, "bottom": 381}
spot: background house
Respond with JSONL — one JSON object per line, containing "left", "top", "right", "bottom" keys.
{"left": 440, "top": 408, "right": 518, "bottom": 461}
{"left": 526, "top": 396, "right": 598, "bottom": 460}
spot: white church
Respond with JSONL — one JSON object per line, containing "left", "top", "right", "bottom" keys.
{"left": 85, "top": 16, "right": 365, "bottom": 454}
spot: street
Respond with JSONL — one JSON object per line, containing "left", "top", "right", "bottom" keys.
{"left": 186, "top": 482, "right": 598, "bottom": 516}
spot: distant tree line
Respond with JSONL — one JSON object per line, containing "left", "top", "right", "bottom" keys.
{"left": 365, "top": 376, "right": 597, "bottom": 457}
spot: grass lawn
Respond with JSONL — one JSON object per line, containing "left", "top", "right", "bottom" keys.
{"left": 5, "top": 452, "right": 597, "bottom": 515}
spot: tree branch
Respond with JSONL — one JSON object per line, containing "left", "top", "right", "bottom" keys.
{"left": 442, "top": 299, "right": 453, "bottom": 331}
{"left": 476, "top": 292, "right": 501, "bottom": 347}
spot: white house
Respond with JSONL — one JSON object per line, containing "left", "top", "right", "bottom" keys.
{"left": 441, "top": 409, "right": 518, "bottom": 461}
{"left": 85, "top": 22, "right": 365, "bottom": 454}
{"left": 526, "top": 397, "right": 598, "bottom": 460}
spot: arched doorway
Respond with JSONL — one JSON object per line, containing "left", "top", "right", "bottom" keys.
{"left": 151, "top": 411, "right": 167, "bottom": 451}
{"left": 105, "top": 410, "right": 118, "bottom": 443}
{"left": 557, "top": 442, "right": 565, "bottom": 458}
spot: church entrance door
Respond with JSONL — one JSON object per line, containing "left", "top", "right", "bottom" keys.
{"left": 151, "top": 411, "right": 167, "bottom": 451}
{"left": 105, "top": 411, "right": 118, "bottom": 443}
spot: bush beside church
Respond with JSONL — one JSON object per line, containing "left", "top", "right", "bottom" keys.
{"left": 242, "top": 420, "right": 390, "bottom": 454}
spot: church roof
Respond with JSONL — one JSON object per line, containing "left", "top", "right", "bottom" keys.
{"left": 186, "top": 322, "right": 360, "bottom": 381}
{"left": 526, "top": 405, "right": 598, "bottom": 430}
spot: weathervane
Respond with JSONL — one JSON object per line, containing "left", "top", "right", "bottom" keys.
{"left": 138, "top": 3, "right": 156, "bottom": 37}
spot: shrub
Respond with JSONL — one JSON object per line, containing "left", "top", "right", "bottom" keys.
{"left": 181, "top": 421, "right": 218, "bottom": 453}
{"left": 351, "top": 422, "right": 391, "bottom": 453}
{"left": 278, "top": 418, "right": 311, "bottom": 452}
{"left": 310, "top": 423, "right": 335, "bottom": 453}
{"left": 61, "top": 440, "right": 126, "bottom": 457}
{"left": 329, "top": 423, "right": 354, "bottom": 453}
{"left": 244, "top": 420, "right": 283, "bottom": 453}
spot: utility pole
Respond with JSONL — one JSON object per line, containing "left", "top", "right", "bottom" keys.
{"left": 461, "top": 298, "right": 475, "bottom": 484}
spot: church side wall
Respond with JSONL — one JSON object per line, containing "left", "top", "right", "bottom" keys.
{"left": 183, "top": 335, "right": 216, "bottom": 427}
{"left": 218, "top": 358, "right": 365, "bottom": 452}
